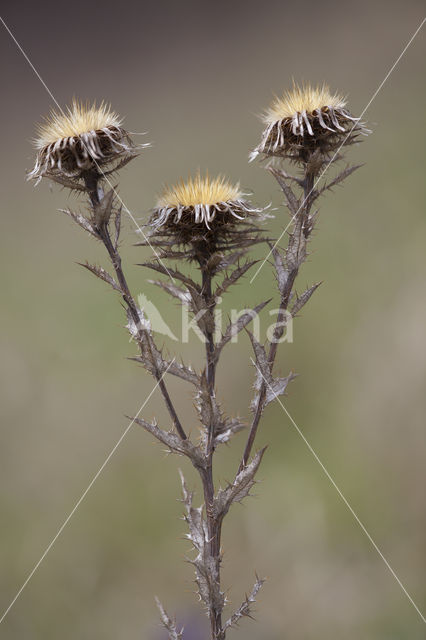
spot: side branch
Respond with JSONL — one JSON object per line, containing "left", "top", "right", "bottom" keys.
{"left": 83, "top": 171, "right": 187, "bottom": 441}
{"left": 239, "top": 168, "right": 316, "bottom": 471}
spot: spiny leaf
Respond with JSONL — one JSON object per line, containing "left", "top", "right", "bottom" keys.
{"left": 93, "top": 188, "right": 115, "bottom": 227}
{"left": 286, "top": 214, "right": 307, "bottom": 271}
{"left": 215, "top": 299, "right": 271, "bottom": 360}
{"left": 214, "top": 447, "right": 266, "bottom": 519}
{"left": 59, "top": 208, "right": 98, "bottom": 238}
{"left": 247, "top": 331, "right": 270, "bottom": 381}
{"left": 132, "top": 416, "right": 206, "bottom": 468}
{"left": 179, "top": 471, "right": 224, "bottom": 612}
{"left": 194, "top": 374, "right": 245, "bottom": 445}
{"left": 274, "top": 168, "right": 304, "bottom": 187}
{"left": 247, "top": 331, "right": 296, "bottom": 411}
{"left": 194, "top": 372, "right": 224, "bottom": 438}
{"left": 78, "top": 262, "right": 121, "bottom": 292}
{"left": 212, "top": 250, "right": 249, "bottom": 274}
{"left": 269, "top": 244, "right": 288, "bottom": 296}
{"left": 214, "top": 417, "right": 246, "bottom": 446}
{"left": 139, "top": 261, "right": 201, "bottom": 292}
{"left": 102, "top": 151, "right": 139, "bottom": 176}
{"left": 215, "top": 260, "right": 259, "bottom": 298}
{"left": 264, "top": 373, "right": 296, "bottom": 406}
{"left": 269, "top": 167, "right": 300, "bottom": 215}
{"left": 130, "top": 355, "right": 199, "bottom": 386}
{"left": 155, "top": 597, "right": 183, "bottom": 640}
{"left": 291, "top": 282, "right": 321, "bottom": 317}
{"left": 113, "top": 207, "right": 122, "bottom": 250}
{"left": 316, "top": 164, "right": 363, "bottom": 197}
{"left": 223, "top": 575, "right": 266, "bottom": 631}
{"left": 48, "top": 174, "right": 87, "bottom": 191}
{"left": 148, "top": 279, "right": 191, "bottom": 304}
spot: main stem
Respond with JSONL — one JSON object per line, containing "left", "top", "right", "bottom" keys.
{"left": 239, "top": 165, "right": 315, "bottom": 472}
{"left": 200, "top": 262, "right": 223, "bottom": 639}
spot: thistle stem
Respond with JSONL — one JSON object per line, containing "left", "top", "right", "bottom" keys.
{"left": 199, "top": 260, "right": 224, "bottom": 639}
{"left": 239, "top": 167, "right": 315, "bottom": 471}
{"left": 83, "top": 171, "right": 187, "bottom": 442}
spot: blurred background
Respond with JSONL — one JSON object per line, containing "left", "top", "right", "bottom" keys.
{"left": 0, "top": 1, "right": 425, "bottom": 638}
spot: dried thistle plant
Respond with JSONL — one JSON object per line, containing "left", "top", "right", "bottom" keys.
{"left": 28, "top": 85, "right": 367, "bottom": 639}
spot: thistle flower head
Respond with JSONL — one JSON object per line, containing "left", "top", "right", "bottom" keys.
{"left": 29, "top": 100, "right": 139, "bottom": 183}
{"left": 147, "top": 173, "right": 267, "bottom": 261}
{"left": 251, "top": 83, "right": 368, "bottom": 162}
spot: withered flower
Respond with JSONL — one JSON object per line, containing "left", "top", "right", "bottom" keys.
{"left": 251, "top": 84, "right": 368, "bottom": 161}
{"left": 28, "top": 100, "right": 140, "bottom": 184}
{"left": 147, "top": 173, "right": 267, "bottom": 262}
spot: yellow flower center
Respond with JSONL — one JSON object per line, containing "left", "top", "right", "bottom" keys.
{"left": 263, "top": 84, "right": 346, "bottom": 124}
{"left": 35, "top": 100, "right": 122, "bottom": 149}
{"left": 157, "top": 174, "right": 242, "bottom": 208}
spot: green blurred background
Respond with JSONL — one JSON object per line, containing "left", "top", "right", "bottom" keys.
{"left": 1, "top": 1, "right": 425, "bottom": 638}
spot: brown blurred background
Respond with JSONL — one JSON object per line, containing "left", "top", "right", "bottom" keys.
{"left": 0, "top": 1, "right": 425, "bottom": 638}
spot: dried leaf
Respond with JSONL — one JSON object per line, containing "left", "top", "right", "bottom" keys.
{"left": 306, "top": 148, "right": 324, "bottom": 177}
{"left": 214, "top": 447, "right": 266, "bottom": 519}
{"left": 214, "top": 417, "right": 246, "bottom": 445}
{"left": 130, "top": 355, "right": 199, "bottom": 386}
{"left": 215, "top": 260, "right": 258, "bottom": 298}
{"left": 48, "top": 174, "right": 87, "bottom": 191}
{"left": 273, "top": 168, "right": 304, "bottom": 187}
{"left": 223, "top": 575, "right": 266, "bottom": 631}
{"left": 269, "top": 245, "right": 288, "bottom": 296}
{"left": 195, "top": 373, "right": 224, "bottom": 438}
{"left": 147, "top": 279, "right": 210, "bottom": 336}
{"left": 179, "top": 471, "right": 224, "bottom": 612}
{"left": 155, "top": 597, "right": 183, "bottom": 640}
{"left": 215, "top": 299, "right": 271, "bottom": 360}
{"left": 138, "top": 262, "right": 201, "bottom": 292}
{"left": 304, "top": 209, "right": 319, "bottom": 237}
{"left": 205, "top": 252, "right": 224, "bottom": 273}
{"left": 113, "top": 207, "right": 122, "bottom": 250}
{"left": 286, "top": 214, "right": 307, "bottom": 271}
{"left": 247, "top": 331, "right": 270, "bottom": 382}
{"left": 213, "top": 250, "right": 248, "bottom": 274}
{"left": 290, "top": 282, "right": 321, "bottom": 316}
{"left": 93, "top": 188, "right": 115, "bottom": 227}
{"left": 125, "top": 307, "right": 150, "bottom": 339}
{"left": 148, "top": 279, "right": 191, "bottom": 305}
{"left": 194, "top": 374, "right": 245, "bottom": 445}
{"left": 316, "top": 164, "right": 363, "bottom": 198}
{"left": 264, "top": 374, "right": 296, "bottom": 406}
{"left": 269, "top": 167, "right": 300, "bottom": 215}
{"left": 187, "top": 288, "right": 214, "bottom": 334}
{"left": 59, "top": 208, "right": 98, "bottom": 238}
{"left": 102, "top": 150, "right": 139, "bottom": 176}
{"left": 167, "top": 359, "right": 199, "bottom": 386}
{"left": 247, "top": 332, "right": 296, "bottom": 411}
{"left": 132, "top": 417, "right": 206, "bottom": 469}
{"left": 78, "top": 262, "right": 121, "bottom": 292}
